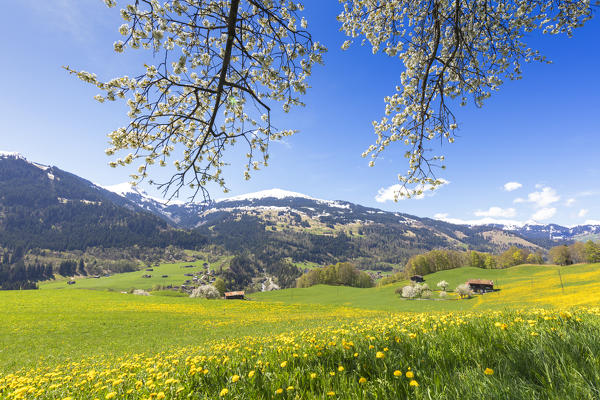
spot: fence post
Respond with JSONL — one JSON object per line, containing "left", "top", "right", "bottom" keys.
{"left": 557, "top": 269, "right": 565, "bottom": 295}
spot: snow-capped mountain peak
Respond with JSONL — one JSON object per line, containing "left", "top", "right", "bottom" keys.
{"left": 216, "top": 188, "right": 317, "bottom": 202}
{"left": 0, "top": 151, "right": 26, "bottom": 160}
{"left": 101, "top": 182, "right": 186, "bottom": 206}
{"left": 101, "top": 182, "right": 144, "bottom": 197}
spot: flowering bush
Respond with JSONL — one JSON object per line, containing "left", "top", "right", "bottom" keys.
{"left": 189, "top": 285, "right": 220, "bottom": 299}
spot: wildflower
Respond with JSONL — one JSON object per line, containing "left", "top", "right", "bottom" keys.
{"left": 376, "top": 352, "right": 385, "bottom": 359}
{"left": 310, "top": 373, "right": 317, "bottom": 379}
{"left": 219, "top": 388, "right": 228, "bottom": 397}
{"left": 406, "top": 371, "right": 414, "bottom": 378}
{"left": 394, "top": 370, "right": 402, "bottom": 377}
{"left": 410, "top": 380, "right": 419, "bottom": 387}
{"left": 359, "top": 377, "right": 367, "bottom": 384}
{"left": 329, "top": 371, "right": 335, "bottom": 376}
{"left": 275, "top": 388, "right": 283, "bottom": 394}
{"left": 157, "top": 393, "right": 165, "bottom": 400}
{"left": 248, "top": 370, "right": 255, "bottom": 378}
{"left": 280, "top": 361, "right": 287, "bottom": 368}
{"left": 105, "top": 393, "right": 117, "bottom": 400}
{"left": 484, "top": 368, "right": 494, "bottom": 375}
{"left": 232, "top": 375, "right": 239, "bottom": 383}
{"left": 353, "top": 352, "right": 359, "bottom": 357}
{"left": 287, "top": 386, "right": 294, "bottom": 391}
{"left": 327, "top": 391, "right": 336, "bottom": 396}
{"left": 338, "top": 366, "right": 344, "bottom": 372}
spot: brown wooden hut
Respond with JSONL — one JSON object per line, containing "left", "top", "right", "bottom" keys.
{"left": 466, "top": 279, "right": 494, "bottom": 293}
{"left": 224, "top": 291, "right": 245, "bottom": 300}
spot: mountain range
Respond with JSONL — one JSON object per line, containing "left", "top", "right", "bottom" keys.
{"left": 2, "top": 151, "right": 599, "bottom": 267}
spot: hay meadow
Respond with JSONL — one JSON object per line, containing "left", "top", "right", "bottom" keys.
{"left": 2, "top": 263, "right": 600, "bottom": 399}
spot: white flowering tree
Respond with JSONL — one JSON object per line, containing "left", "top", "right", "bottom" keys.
{"left": 69, "top": 0, "right": 594, "bottom": 201}
{"left": 437, "top": 280, "right": 449, "bottom": 291}
{"left": 67, "top": 0, "right": 325, "bottom": 201}
{"left": 338, "top": 0, "right": 595, "bottom": 198}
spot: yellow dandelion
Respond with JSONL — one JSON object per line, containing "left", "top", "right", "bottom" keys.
{"left": 248, "top": 370, "right": 255, "bottom": 378}
{"left": 280, "top": 361, "right": 287, "bottom": 368}
{"left": 353, "top": 352, "right": 359, "bottom": 357}
{"left": 393, "top": 370, "right": 402, "bottom": 377}
{"left": 157, "top": 392, "right": 165, "bottom": 400}
{"left": 105, "top": 393, "right": 117, "bottom": 400}
{"left": 219, "top": 388, "right": 228, "bottom": 397}
{"left": 275, "top": 388, "right": 283, "bottom": 395}
{"left": 287, "top": 386, "right": 294, "bottom": 391}
{"left": 310, "top": 373, "right": 317, "bottom": 379}
{"left": 329, "top": 371, "right": 335, "bottom": 376}
{"left": 406, "top": 371, "right": 414, "bottom": 379}
{"left": 327, "top": 391, "right": 336, "bottom": 396}
{"left": 338, "top": 366, "right": 344, "bottom": 372}
{"left": 375, "top": 352, "right": 385, "bottom": 359}
{"left": 484, "top": 368, "right": 494, "bottom": 375}
{"left": 359, "top": 377, "right": 367, "bottom": 384}
{"left": 409, "top": 380, "right": 419, "bottom": 387}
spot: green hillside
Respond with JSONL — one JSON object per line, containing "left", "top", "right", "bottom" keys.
{"left": 40, "top": 260, "right": 215, "bottom": 291}
{"left": 250, "top": 263, "right": 600, "bottom": 310}
{"left": 3, "top": 263, "right": 600, "bottom": 399}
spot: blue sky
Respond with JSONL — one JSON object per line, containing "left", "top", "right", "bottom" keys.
{"left": 1, "top": 1, "right": 599, "bottom": 226}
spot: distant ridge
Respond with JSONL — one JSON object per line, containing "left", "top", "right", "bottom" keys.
{"left": 216, "top": 188, "right": 318, "bottom": 202}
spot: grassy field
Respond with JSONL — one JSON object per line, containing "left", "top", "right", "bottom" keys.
{"left": 40, "top": 261, "right": 212, "bottom": 291}
{"left": 251, "top": 263, "right": 600, "bottom": 311}
{"left": 2, "top": 263, "right": 600, "bottom": 399}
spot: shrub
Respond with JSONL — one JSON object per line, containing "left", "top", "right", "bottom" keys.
{"left": 455, "top": 283, "right": 473, "bottom": 299}
{"left": 401, "top": 285, "right": 418, "bottom": 299}
{"left": 189, "top": 285, "right": 220, "bottom": 299}
{"left": 213, "top": 278, "right": 226, "bottom": 296}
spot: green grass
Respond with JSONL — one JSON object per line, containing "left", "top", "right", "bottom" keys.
{"left": 0, "top": 290, "right": 362, "bottom": 372}
{"left": 251, "top": 263, "right": 600, "bottom": 311}
{"left": 3, "top": 263, "right": 600, "bottom": 399}
{"left": 40, "top": 260, "right": 211, "bottom": 291}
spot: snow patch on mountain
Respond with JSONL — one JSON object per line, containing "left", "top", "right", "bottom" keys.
{"left": 0, "top": 151, "right": 25, "bottom": 160}
{"left": 216, "top": 188, "right": 317, "bottom": 202}
{"left": 102, "top": 182, "right": 185, "bottom": 205}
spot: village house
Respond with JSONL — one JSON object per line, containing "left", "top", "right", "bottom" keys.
{"left": 410, "top": 275, "right": 425, "bottom": 283}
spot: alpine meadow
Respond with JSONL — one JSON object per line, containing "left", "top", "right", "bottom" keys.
{"left": 1, "top": 1, "right": 600, "bottom": 400}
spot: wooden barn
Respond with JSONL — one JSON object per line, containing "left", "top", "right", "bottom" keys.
{"left": 224, "top": 291, "right": 245, "bottom": 300}
{"left": 410, "top": 275, "right": 425, "bottom": 283}
{"left": 466, "top": 279, "right": 494, "bottom": 293}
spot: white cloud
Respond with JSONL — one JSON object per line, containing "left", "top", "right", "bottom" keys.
{"left": 523, "top": 187, "right": 560, "bottom": 208}
{"left": 272, "top": 138, "right": 292, "bottom": 149}
{"left": 503, "top": 182, "right": 522, "bottom": 192}
{"left": 565, "top": 198, "right": 576, "bottom": 206}
{"left": 21, "top": 0, "right": 97, "bottom": 41}
{"left": 584, "top": 219, "right": 600, "bottom": 225}
{"left": 531, "top": 207, "right": 557, "bottom": 221}
{"left": 433, "top": 213, "right": 448, "bottom": 219}
{"left": 513, "top": 197, "right": 525, "bottom": 204}
{"left": 375, "top": 180, "right": 449, "bottom": 203}
{"left": 578, "top": 209, "right": 589, "bottom": 217}
{"left": 474, "top": 207, "right": 516, "bottom": 218}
